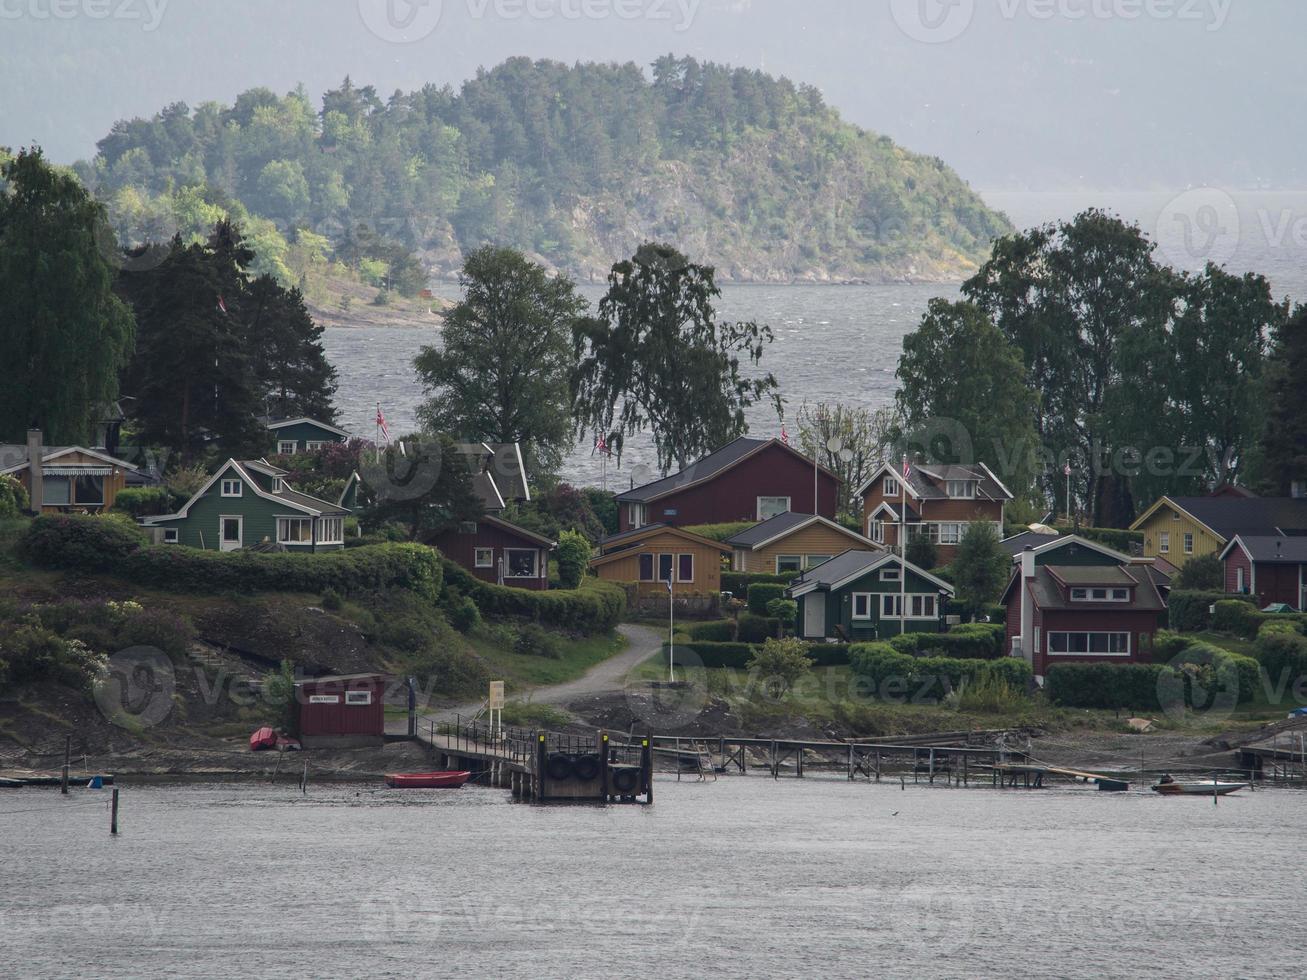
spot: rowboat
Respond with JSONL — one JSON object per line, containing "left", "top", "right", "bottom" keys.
{"left": 249, "top": 727, "right": 278, "bottom": 751}
{"left": 1151, "top": 779, "right": 1246, "bottom": 796}
{"left": 385, "top": 771, "right": 471, "bottom": 789}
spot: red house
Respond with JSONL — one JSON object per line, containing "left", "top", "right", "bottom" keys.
{"left": 1002, "top": 535, "right": 1168, "bottom": 681}
{"left": 426, "top": 515, "right": 555, "bottom": 591}
{"left": 294, "top": 674, "right": 388, "bottom": 748}
{"left": 615, "top": 437, "right": 839, "bottom": 532}
{"left": 1221, "top": 535, "right": 1307, "bottom": 610}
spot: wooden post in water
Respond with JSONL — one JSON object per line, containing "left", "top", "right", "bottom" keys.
{"left": 110, "top": 788, "right": 119, "bottom": 835}
{"left": 848, "top": 744, "right": 854, "bottom": 781}
{"left": 536, "top": 733, "right": 548, "bottom": 803}
{"left": 599, "top": 731, "right": 610, "bottom": 802}
{"left": 641, "top": 737, "right": 653, "bottom": 805}
{"left": 61, "top": 735, "right": 71, "bottom": 795}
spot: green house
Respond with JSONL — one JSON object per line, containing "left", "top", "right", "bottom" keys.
{"left": 787, "top": 550, "right": 954, "bottom": 641}
{"left": 266, "top": 417, "right": 351, "bottom": 456}
{"left": 142, "top": 459, "right": 350, "bottom": 552}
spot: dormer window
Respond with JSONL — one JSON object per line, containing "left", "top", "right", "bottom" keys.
{"left": 1292, "top": 480, "right": 1306, "bottom": 500}
{"left": 1070, "top": 587, "right": 1130, "bottom": 602}
{"left": 883, "top": 476, "right": 900, "bottom": 497}
{"left": 946, "top": 480, "right": 976, "bottom": 499}
{"left": 271, "top": 478, "right": 283, "bottom": 493}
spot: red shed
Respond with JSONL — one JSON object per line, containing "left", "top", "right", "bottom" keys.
{"left": 293, "top": 673, "right": 389, "bottom": 748}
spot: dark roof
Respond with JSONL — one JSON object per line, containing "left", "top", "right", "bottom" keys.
{"left": 480, "top": 514, "right": 555, "bottom": 549}
{"left": 725, "top": 512, "right": 815, "bottom": 548}
{"left": 1026, "top": 564, "right": 1166, "bottom": 613}
{"left": 1149, "top": 497, "right": 1307, "bottom": 539}
{"left": 454, "top": 442, "right": 529, "bottom": 511}
{"left": 600, "top": 523, "right": 672, "bottom": 548}
{"left": 788, "top": 549, "right": 890, "bottom": 589}
{"left": 1045, "top": 564, "right": 1137, "bottom": 587}
{"left": 912, "top": 463, "right": 1013, "bottom": 502}
{"left": 616, "top": 437, "right": 770, "bottom": 503}
{"left": 1000, "top": 530, "right": 1061, "bottom": 556}
{"left": 1230, "top": 535, "right": 1307, "bottom": 563}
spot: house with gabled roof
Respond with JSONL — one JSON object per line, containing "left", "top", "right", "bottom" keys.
{"left": 785, "top": 550, "right": 954, "bottom": 641}
{"left": 615, "top": 436, "right": 839, "bottom": 532}
{"left": 725, "top": 512, "right": 883, "bottom": 575}
{"left": 590, "top": 524, "right": 733, "bottom": 596}
{"left": 1221, "top": 535, "right": 1307, "bottom": 611}
{"left": 265, "top": 416, "right": 351, "bottom": 456}
{"left": 0, "top": 430, "right": 138, "bottom": 515}
{"left": 1001, "top": 535, "right": 1168, "bottom": 680}
{"left": 1130, "top": 494, "right": 1307, "bottom": 570}
{"left": 142, "top": 458, "right": 350, "bottom": 552}
{"left": 426, "top": 514, "right": 555, "bottom": 591}
{"left": 454, "top": 442, "right": 531, "bottom": 513}
{"left": 857, "top": 461, "right": 1012, "bottom": 563}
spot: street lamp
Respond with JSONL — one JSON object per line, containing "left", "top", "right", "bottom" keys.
{"left": 666, "top": 575, "right": 676, "bottom": 683}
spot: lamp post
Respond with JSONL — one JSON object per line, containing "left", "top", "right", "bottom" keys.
{"left": 667, "top": 575, "right": 675, "bottom": 683}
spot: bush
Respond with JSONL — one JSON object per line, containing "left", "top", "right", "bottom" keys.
{"left": 111, "top": 486, "right": 171, "bottom": 518}
{"left": 721, "top": 570, "right": 800, "bottom": 596}
{"left": 1151, "top": 629, "right": 1191, "bottom": 663}
{"left": 0, "top": 624, "right": 106, "bottom": 694}
{"left": 20, "top": 513, "right": 147, "bottom": 571}
{"left": 681, "top": 521, "right": 756, "bottom": 542}
{"left": 746, "top": 582, "right": 788, "bottom": 616}
{"left": 736, "top": 612, "right": 780, "bottom": 643}
{"left": 555, "top": 531, "right": 591, "bottom": 590}
{"left": 905, "top": 537, "right": 937, "bottom": 571}
{"left": 1175, "top": 552, "right": 1224, "bottom": 591}
{"left": 0, "top": 474, "right": 29, "bottom": 518}
{"left": 1167, "top": 590, "right": 1236, "bottom": 632}
{"left": 747, "top": 637, "right": 815, "bottom": 693}
{"left": 441, "top": 559, "right": 624, "bottom": 634}
{"left": 888, "top": 623, "right": 1005, "bottom": 660}
{"left": 765, "top": 598, "right": 798, "bottom": 634}
{"left": 515, "top": 623, "right": 563, "bottom": 659}
{"left": 1047, "top": 643, "right": 1259, "bottom": 709}
{"left": 669, "top": 641, "right": 756, "bottom": 669}
{"left": 1067, "top": 526, "right": 1143, "bottom": 553}
{"left": 686, "top": 619, "right": 735, "bottom": 641}
{"left": 1212, "top": 599, "right": 1265, "bottom": 640}
{"left": 321, "top": 589, "right": 344, "bottom": 611}
{"left": 849, "top": 642, "right": 1029, "bottom": 700}
{"left": 448, "top": 594, "right": 481, "bottom": 633}
{"left": 1253, "top": 628, "right": 1307, "bottom": 687}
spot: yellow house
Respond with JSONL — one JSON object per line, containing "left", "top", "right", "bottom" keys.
{"left": 724, "top": 512, "right": 883, "bottom": 574}
{"left": 590, "top": 524, "right": 732, "bottom": 596}
{"left": 0, "top": 432, "right": 136, "bottom": 515}
{"left": 1130, "top": 495, "right": 1307, "bottom": 570}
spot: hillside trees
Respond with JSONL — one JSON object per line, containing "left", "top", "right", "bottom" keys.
{"left": 1258, "top": 303, "right": 1307, "bottom": 496}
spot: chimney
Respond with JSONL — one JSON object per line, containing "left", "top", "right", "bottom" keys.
{"left": 1018, "top": 546, "right": 1036, "bottom": 668}
{"left": 1021, "top": 545, "right": 1036, "bottom": 582}
{"left": 26, "top": 429, "right": 43, "bottom": 514}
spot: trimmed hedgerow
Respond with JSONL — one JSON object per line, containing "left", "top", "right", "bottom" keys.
{"left": 1047, "top": 642, "right": 1259, "bottom": 709}
{"left": 669, "top": 640, "right": 854, "bottom": 669}
{"left": 1167, "top": 590, "right": 1238, "bottom": 632}
{"left": 721, "top": 570, "right": 801, "bottom": 596}
{"left": 888, "top": 623, "right": 1006, "bottom": 660}
{"left": 686, "top": 619, "right": 735, "bottom": 642}
{"left": 736, "top": 612, "right": 780, "bottom": 643}
{"left": 20, "top": 513, "right": 147, "bottom": 571}
{"left": 746, "top": 582, "right": 788, "bottom": 616}
{"left": 849, "top": 643, "right": 1032, "bottom": 700}
{"left": 1211, "top": 599, "right": 1267, "bottom": 640}
{"left": 440, "top": 559, "right": 624, "bottom": 634}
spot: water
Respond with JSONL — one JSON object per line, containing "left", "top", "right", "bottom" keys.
{"left": 5, "top": 778, "right": 1305, "bottom": 978}
{"left": 322, "top": 191, "right": 1307, "bottom": 487}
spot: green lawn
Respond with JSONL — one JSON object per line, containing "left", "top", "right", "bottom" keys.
{"left": 466, "top": 630, "right": 627, "bottom": 692}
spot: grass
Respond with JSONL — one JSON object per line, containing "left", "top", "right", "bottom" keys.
{"left": 499, "top": 701, "right": 573, "bottom": 728}
{"left": 466, "top": 629, "right": 626, "bottom": 692}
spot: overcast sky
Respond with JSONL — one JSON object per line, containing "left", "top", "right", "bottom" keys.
{"left": 2, "top": 0, "right": 1303, "bottom": 189}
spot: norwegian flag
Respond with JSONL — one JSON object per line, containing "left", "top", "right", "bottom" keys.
{"left": 902, "top": 456, "right": 911, "bottom": 480}
{"left": 594, "top": 433, "right": 612, "bottom": 457}
{"left": 216, "top": 295, "right": 228, "bottom": 315}
{"left": 780, "top": 423, "right": 790, "bottom": 446}
{"left": 375, "top": 405, "right": 391, "bottom": 444}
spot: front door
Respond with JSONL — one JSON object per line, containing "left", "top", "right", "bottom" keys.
{"left": 220, "top": 515, "right": 243, "bottom": 551}
{"left": 804, "top": 594, "right": 825, "bottom": 639}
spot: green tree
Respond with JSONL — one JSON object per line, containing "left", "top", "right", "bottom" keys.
{"left": 1175, "top": 552, "right": 1224, "bottom": 592}
{"left": 951, "top": 522, "right": 1010, "bottom": 620}
{"left": 358, "top": 433, "right": 484, "bottom": 541}
{"left": 572, "top": 243, "right": 780, "bottom": 473}
{"left": 555, "top": 531, "right": 591, "bottom": 590}
{"left": 1258, "top": 304, "right": 1307, "bottom": 496}
{"left": 794, "top": 402, "right": 896, "bottom": 520}
{"left": 747, "top": 636, "right": 814, "bottom": 695}
{"left": 0, "top": 148, "right": 135, "bottom": 443}
{"left": 895, "top": 299, "right": 1040, "bottom": 500}
{"left": 905, "top": 535, "right": 938, "bottom": 572}
{"left": 415, "top": 247, "right": 583, "bottom": 477}
{"left": 245, "top": 273, "right": 338, "bottom": 421}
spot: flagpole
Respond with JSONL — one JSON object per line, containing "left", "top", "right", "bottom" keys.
{"left": 375, "top": 403, "right": 381, "bottom": 465}
{"left": 900, "top": 455, "right": 907, "bottom": 637}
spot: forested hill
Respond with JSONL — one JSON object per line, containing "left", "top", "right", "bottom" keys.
{"left": 79, "top": 57, "right": 1011, "bottom": 284}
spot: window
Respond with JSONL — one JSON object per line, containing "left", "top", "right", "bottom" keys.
{"left": 757, "top": 496, "right": 791, "bottom": 521}
{"left": 506, "top": 549, "right": 538, "bottom": 578}
{"left": 910, "top": 595, "right": 937, "bottom": 619}
{"left": 1171, "top": 510, "right": 1181, "bottom": 521}
{"left": 883, "top": 476, "right": 900, "bottom": 497}
{"left": 880, "top": 567, "right": 901, "bottom": 582}
{"left": 1292, "top": 480, "right": 1307, "bottom": 500}
{"left": 163, "top": 529, "right": 179, "bottom": 544}
{"left": 937, "top": 523, "right": 962, "bottom": 546}
{"left": 278, "top": 440, "right": 297, "bottom": 455}
{"left": 1048, "top": 632, "right": 1131, "bottom": 656}
{"left": 306, "top": 441, "right": 328, "bottom": 451}
{"left": 882, "top": 594, "right": 937, "bottom": 618}
{"left": 1159, "top": 532, "right": 1170, "bottom": 554}
{"left": 776, "top": 555, "right": 804, "bottom": 574}
{"left": 638, "top": 553, "right": 655, "bottom": 581}
{"left": 318, "top": 517, "right": 344, "bottom": 544}
{"left": 345, "top": 690, "right": 372, "bottom": 706}
{"left": 629, "top": 504, "right": 647, "bottom": 529}
{"left": 677, "top": 554, "right": 694, "bottom": 583}
{"left": 221, "top": 479, "right": 243, "bottom": 498}
{"left": 870, "top": 520, "right": 885, "bottom": 543}
{"left": 277, "top": 517, "right": 313, "bottom": 544}
{"left": 1072, "top": 587, "right": 1129, "bottom": 602}
{"left": 459, "top": 521, "right": 478, "bottom": 534}
{"left": 271, "top": 478, "right": 284, "bottom": 493}
{"left": 1236, "top": 566, "right": 1245, "bottom": 593}
{"left": 475, "top": 548, "right": 494, "bottom": 568}
{"left": 658, "top": 553, "right": 674, "bottom": 583}
{"left": 1070, "top": 588, "right": 1088, "bottom": 600}
{"left": 663, "top": 509, "right": 678, "bottom": 518}
{"left": 43, "top": 475, "right": 71, "bottom": 506}
{"left": 804, "top": 555, "right": 832, "bottom": 569}
{"left": 1184, "top": 533, "right": 1194, "bottom": 555}
{"left": 882, "top": 594, "right": 900, "bottom": 617}
{"left": 945, "top": 480, "right": 976, "bottom": 499}
{"left": 73, "top": 475, "right": 105, "bottom": 506}
{"left": 1111, "top": 588, "right": 1129, "bottom": 601}
{"left": 852, "top": 594, "right": 873, "bottom": 619}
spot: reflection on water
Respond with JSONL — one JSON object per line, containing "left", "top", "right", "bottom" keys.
{"left": 4, "top": 777, "right": 1304, "bottom": 979}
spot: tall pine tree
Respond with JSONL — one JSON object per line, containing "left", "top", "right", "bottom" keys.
{"left": 1258, "top": 305, "right": 1307, "bottom": 496}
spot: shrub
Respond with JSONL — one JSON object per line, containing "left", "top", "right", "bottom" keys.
{"left": 736, "top": 612, "right": 780, "bottom": 643}
{"left": 1151, "top": 629, "right": 1191, "bottom": 663}
{"left": 321, "top": 589, "right": 344, "bottom": 611}
{"left": 747, "top": 582, "right": 788, "bottom": 616}
{"left": 747, "top": 637, "right": 815, "bottom": 693}
{"left": 0, "top": 474, "right": 29, "bottom": 518}
{"left": 515, "top": 623, "right": 563, "bottom": 660}
{"left": 669, "top": 641, "right": 756, "bottom": 669}
{"left": 1046, "top": 662, "right": 1166, "bottom": 709}
{"left": 19, "top": 513, "right": 147, "bottom": 571}
{"left": 555, "top": 531, "right": 591, "bottom": 590}
{"left": 1175, "top": 552, "right": 1224, "bottom": 591}
{"left": 0, "top": 624, "right": 106, "bottom": 694}
{"left": 849, "top": 642, "right": 1026, "bottom": 701}
{"left": 681, "top": 522, "right": 756, "bottom": 542}
{"left": 721, "top": 570, "right": 800, "bottom": 596}
{"left": 111, "top": 486, "right": 171, "bottom": 518}
{"left": 441, "top": 559, "right": 624, "bottom": 634}
{"left": 449, "top": 594, "right": 481, "bottom": 633}
{"left": 686, "top": 620, "right": 735, "bottom": 642}
{"left": 765, "top": 598, "right": 798, "bottom": 634}
{"left": 888, "top": 623, "right": 1005, "bottom": 660}
{"left": 1253, "top": 629, "right": 1307, "bottom": 688}
{"left": 905, "top": 536, "right": 937, "bottom": 571}
{"left": 1212, "top": 599, "right": 1265, "bottom": 640}
{"left": 950, "top": 674, "right": 1024, "bottom": 713}
{"left": 264, "top": 659, "right": 297, "bottom": 730}
{"left": 1167, "top": 590, "right": 1235, "bottom": 632}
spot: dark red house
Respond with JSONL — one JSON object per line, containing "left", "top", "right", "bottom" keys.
{"left": 615, "top": 437, "right": 839, "bottom": 532}
{"left": 1002, "top": 535, "right": 1168, "bottom": 681}
{"left": 426, "top": 514, "right": 555, "bottom": 591}
{"left": 294, "top": 673, "right": 388, "bottom": 748}
{"left": 1221, "top": 535, "right": 1307, "bottom": 610}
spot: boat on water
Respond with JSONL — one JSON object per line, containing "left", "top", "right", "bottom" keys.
{"left": 385, "top": 771, "right": 471, "bottom": 789}
{"left": 1151, "top": 779, "right": 1247, "bottom": 796}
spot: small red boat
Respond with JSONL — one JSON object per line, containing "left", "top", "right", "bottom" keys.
{"left": 385, "top": 771, "right": 471, "bottom": 789}
{"left": 249, "top": 726, "right": 278, "bottom": 751}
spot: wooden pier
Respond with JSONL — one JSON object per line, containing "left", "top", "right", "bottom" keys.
{"left": 420, "top": 719, "right": 654, "bottom": 804}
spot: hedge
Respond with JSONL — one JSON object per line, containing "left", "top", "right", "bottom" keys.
{"left": 722, "top": 570, "right": 801, "bottom": 596}
{"left": 1211, "top": 599, "right": 1268, "bottom": 640}
{"left": 440, "top": 559, "right": 624, "bottom": 634}
{"left": 1064, "top": 525, "right": 1143, "bottom": 553}
{"left": 887, "top": 623, "right": 1006, "bottom": 660}
{"left": 849, "top": 643, "right": 1032, "bottom": 700}
{"left": 1047, "top": 642, "right": 1259, "bottom": 709}
{"left": 737, "top": 613, "right": 781, "bottom": 643}
{"left": 1167, "top": 590, "right": 1239, "bottom": 632}
{"left": 747, "top": 582, "right": 788, "bottom": 616}
{"left": 1253, "top": 625, "right": 1307, "bottom": 688}
{"left": 681, "top": 522, "right": 756, "bottom": 542}
{"left": 669, "top": 640, "right": 854, "bottom": 669}
{"left": 685, "top": 619, "right": 735, "bottom": 642}
{"left": 20, "top": 513, "right": 147, "bottom": 571}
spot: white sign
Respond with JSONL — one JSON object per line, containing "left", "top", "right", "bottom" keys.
{"left": 488, "top": 681, "right": 505, "bottom": 710}
{"left": 309, "top": 695, "right": 340, "bottom": 704}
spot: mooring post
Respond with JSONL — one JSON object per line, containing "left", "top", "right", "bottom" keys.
{"left": 771, "top": 740, "right": 778, "bottom": 779}
{"left": 796, "top": 746, "right": 804, "bottom": 778}
{"left": 929, "top": 748, "right": 935, "bottom": 784}
{"left": 875, "top": 750, "right": 881, "bottom": 783}
{"left": 641, "top": 737, "right": 653, "bottom": 805}
{"left": 537, "top": 733, "right": 548, "bottom": 803}
{"left": 61, "top": 735, "right": 71, "bottom": 795}
{"left": 848, "top": 744, "right": 854, "bottom": 781}
{"left": 110, "top": 787, "right": 119, "bottom": 835}
{"left": 599, "top": 731, "right": 610, "bottom": 802}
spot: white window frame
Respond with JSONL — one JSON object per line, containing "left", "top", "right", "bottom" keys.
{"left": 937, "top": 522, "right": 962, "bottom": 546}
{"left": 1048, "top": 631, "right": 1132, "bottom": 657}
{"left": 345, "top": 690, "right": 372, "bottom": 706}
{"left": 852, "top": 593, "right": 873, "bottom": 619}
{"left": 162, "top": 528, "right": 179, "bottom": 544}
{"left": 505, "top": 548, "right": 540, "bottom": 579}
{"left": 804, "top": 555, "right": 832, "bottom": 570}
{"left": 880, "top": 594, "right": 938, "bottom": 619}
{"left": 277, "top": 517, "right": 314, "bottom": 545}
{"left": 677, "top": 553, "right": 694, "bottom": 584}
{"left": 1184, "top": 532, "right": 1194, "bottom": 555}
{"left": 883, "top": 476, "right": 900, "bottom": 498}
{"left": 880, "top": 567, "right": 901, "bottom": 582}
{"left": 271, "top": 477, "right": 283, "bottom": 493}
{"left": 776, "top": 555, "right": 804, "bottom": 574}
{"left": 1236, "top": 566, "right": 1245, "bottom": 592}
{"left": 475, "top": 547, "right": 494, "bottom": 568}
{"left": 870, "top": 519, "right": 885, "bottom": 544}
{"left": 1159, "top": 532, "right": 1170, "bottom": 554}
{"left": 629, "top": 503, "right": 647, "bottom": 529}
{"left": 277, "top": 440, "right": 298, "bottom": 455}
{"left": 318, "top": 517, "right": 344, "bottom": 545}
{"left": 1292, "top": 480, "right": 1306, "bottom": 500}
{"left": 946, "top": 480, "right": 976, "bottom": 499}
{"left": 220, "top": 479, "right": 243, "bottom": 498}
{"left": 757, "top": 496, "right": 791, "bottom": 521}
{"left": 305, "top": 440, "right": 328, "bottom": 451}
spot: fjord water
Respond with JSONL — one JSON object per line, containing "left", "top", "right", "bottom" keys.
{"left": 5, "top": 778, "right": 1304, "bottom": 979}
{"left": 323, "top": 190, "right": 1307, "bottom": 489}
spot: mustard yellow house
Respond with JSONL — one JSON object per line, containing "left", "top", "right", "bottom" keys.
{"left": 725, "top": 512, "right": 883, "bottom": 575}
{"left": 1130, "top": 495, "right": 1307, "bottom": 570}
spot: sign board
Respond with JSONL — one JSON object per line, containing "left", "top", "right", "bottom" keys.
{"left": 309, "top": 695, "right": 340, "bottom": 704}
{"left": 488, "top": 681, "right": 505, "bottom": 710}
